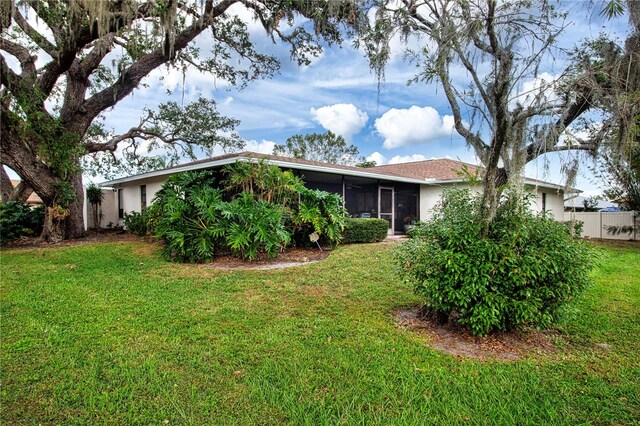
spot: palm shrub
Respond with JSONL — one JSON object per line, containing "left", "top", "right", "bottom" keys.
{"left": 85, "top": 183, "right": 104, "bottom": 230}
{"left": 223, "top": 160, "right": 303, "bottom": 207}
{"left": 396, "top": 188, "right": 595, "bottom": 336}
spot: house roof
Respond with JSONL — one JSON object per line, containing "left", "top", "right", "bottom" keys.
{"left": 372, "top": 158, "right": 480, "bottom": 180}
{"left": 100, "top": 151, "right": 573, "bottom": 192}
{"left": 101, "top": 151, "right": 430, "bottom": 186}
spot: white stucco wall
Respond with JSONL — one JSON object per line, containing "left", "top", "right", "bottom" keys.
{"left": 419, "top": 184, "right": 480, "bottom": 221}
{"left": 85, "top": 188, "right": 118, "bottom": 229}
{"left": 529, "top": 187, "right": 565, "bottom": 219}
{"left": 419, "top": 183, "right": 565, "bottom": 222}
{"left": 115, "top": 176, "right": 166, "bottom": 224}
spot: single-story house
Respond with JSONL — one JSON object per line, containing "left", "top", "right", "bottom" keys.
{"left": 98, "top": 151, "right": 573, "bottom": 234}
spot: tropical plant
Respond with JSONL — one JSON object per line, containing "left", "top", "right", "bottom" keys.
{"left": 290, "top": 188, "right": 347, "bottom": 247}
{"left": 85, "top": 184, "right": 104, "bottom": 230}
{"left": 220, "top": 192, "right": 290, "bottom": 260}
{"left": 396, "top": 188, "right": 595, "bottom": 336}
{"left": 223, "top": 160, "right": 303, "bottom": 207}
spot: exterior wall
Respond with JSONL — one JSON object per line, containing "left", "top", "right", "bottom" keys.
{"left": 420, "top": 184, "right": 566, "bottom": 222}
{"left": 419, "top": 184, "right": 478, "bottom": 221}
{"left": 85, "top": 188, "right": 118, "bottom": 229}
{"left": 115, "top": 176, "right": 166, "bottom": 224}
{"left": 529, "top": 188, "right": 564, "bottom": 219}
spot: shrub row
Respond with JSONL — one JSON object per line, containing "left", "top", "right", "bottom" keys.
{"left": 342, "top": 218, "right": 389, "bottom": 243}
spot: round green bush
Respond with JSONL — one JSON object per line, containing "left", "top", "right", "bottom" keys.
{"left": 396, "top": 188, "right": 595, "bottom": 336}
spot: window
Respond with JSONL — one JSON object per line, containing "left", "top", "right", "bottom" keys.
{"left": 117, "top": 189, "right": 123, "bottom": 219}
{"left": 541, "top": 192, "right": 547, "bottom": 212}
{"left": 140, "top": 185, "right": 147, "bottom": 210}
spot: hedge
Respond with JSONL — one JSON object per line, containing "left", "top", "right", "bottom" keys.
{"left": 342, "top": 218, "right": 389, "bottom": 243}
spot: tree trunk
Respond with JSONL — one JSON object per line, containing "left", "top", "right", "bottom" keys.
{"left": 41, "top": 172, "right": 86, "bottom": 242}
{"left": 1, "top": 166, "right": 13, "bottom": 201}
{"left": 2, "top": 115, "right": 86, "bottom": 242}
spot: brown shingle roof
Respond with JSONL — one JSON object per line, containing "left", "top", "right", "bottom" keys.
{"left": 372, "top": 158, "right": 480, "bottom": 180}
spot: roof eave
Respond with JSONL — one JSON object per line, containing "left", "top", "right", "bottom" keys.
{"left": 100, "top": 154, "right": 430, "bottom": 187}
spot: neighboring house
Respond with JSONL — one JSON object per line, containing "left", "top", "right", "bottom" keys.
{"left": 564, "top": 196, "right": 618, "bottom": 212}
{"left": 99, "top": 152, "right": 573, "bottom": 234}
{"left": 7, "top": 180, "right": 43, "bottom": 205}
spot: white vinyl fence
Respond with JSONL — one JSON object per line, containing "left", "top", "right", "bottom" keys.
{"left": 564, "top": 211, "right": 638, "bottom": 240}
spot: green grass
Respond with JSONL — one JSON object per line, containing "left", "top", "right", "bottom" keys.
{"left": 1, "top": 240, "right": 639, "bottom": 425}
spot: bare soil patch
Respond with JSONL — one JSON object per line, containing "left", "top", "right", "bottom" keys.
{"left": 395, "top": 307, "right": 562, "bottom": 361}
{"left": 204, "top": 247, "right": 329, "bottom": 270}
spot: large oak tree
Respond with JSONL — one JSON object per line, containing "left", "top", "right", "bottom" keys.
{"left": 0, "top": 0, "right": 362, "bottom": 242}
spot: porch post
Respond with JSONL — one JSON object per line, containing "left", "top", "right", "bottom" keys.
{"left": 342, "top": 175, "right": 345, "bottom": 208}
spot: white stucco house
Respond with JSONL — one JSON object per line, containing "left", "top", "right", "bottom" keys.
{"left": 96, "top": 151, "right": 572, "bottom": 234}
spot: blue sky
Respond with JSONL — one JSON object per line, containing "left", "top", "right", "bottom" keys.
{"left": 25, "top": 1, "right": 628, "bottom": 196}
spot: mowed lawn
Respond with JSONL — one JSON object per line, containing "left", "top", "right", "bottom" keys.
{"left": 1, "top": 240, "right": 639, "bottom": 425}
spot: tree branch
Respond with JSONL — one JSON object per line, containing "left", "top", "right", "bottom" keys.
{"left": 79, "top": 0, "right": 237, "bottom": 128}
{"left": 13, "top": 9, "right": 57, "bottom": 58}
{"left": 0, "top": 38, "right": 36, "bottom": 77}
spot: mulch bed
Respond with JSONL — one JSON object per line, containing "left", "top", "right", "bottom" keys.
{"left": 203, "top": 247, "right": 329, "bottom": 270}
{"left": 395, "top": 307, "right": 563, "bottom": 361}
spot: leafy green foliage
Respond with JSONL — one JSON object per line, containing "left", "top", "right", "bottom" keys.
{"left": 86, "top": 183, "right": 104, "bottom": 229}
{"left": 156, "top": 187, "right": 226, "bottom": 263}
{"left": 342, "top": 218, "right": 389, "bottom": 243}
{"left": 290, "top": 188, "right": 347, "bottom": 247}
{"left": 220, "top": 192, "right": 290, "bottom": 260}
{"left": 124, "top": 210, "right": 153, "bottom": 237}
{"left": 151, "top": 165, "right": 346, "bottom": 262}
{"left": 223, "top": 160, "right": 303, "bottom": 207}
{"left": 396, "top": 188, "right": 595, "bottom": 336}
{"left": 272, "top": 131, "right": 364, "bottom": 165}
{"left": 562, "top": 220, "right": 584, "bottom": 237}
{"left": 0, "top": 201, "right": 44, "bottom": 244}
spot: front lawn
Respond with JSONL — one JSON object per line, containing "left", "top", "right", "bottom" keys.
{"left": 1, "top": 241, "right": 638, "bottom": 424}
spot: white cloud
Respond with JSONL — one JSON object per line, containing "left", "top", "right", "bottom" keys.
{"left": 366, "top": 152, "right": 387, "bottom": 165}
{"left": 389, "top": 154, "right": 428, "bottom": 164}
{"left": 243, "top": 139, "right": 276, "bottom": 154}
{"left": 309, "top": 103, "right": 369, "bottom": 140}
{"left": 222, "top": 96, "right": 234, "bottom": 106}
{"left": 375, "top": 106, "right": 456, "bottom": 149}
